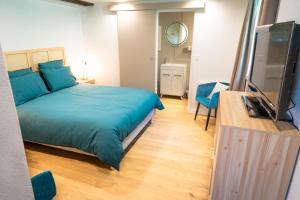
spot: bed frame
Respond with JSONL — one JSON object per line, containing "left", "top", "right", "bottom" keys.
{"left": 4, "top": 47, "right": 155, "bottom": 157}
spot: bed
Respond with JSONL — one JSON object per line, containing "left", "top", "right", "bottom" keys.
{"left": 5, "top": 47, "right": 164, "bottom": 170}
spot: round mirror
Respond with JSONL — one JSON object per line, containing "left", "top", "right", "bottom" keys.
{"left": 165, "top": 22, "right": 188, "bottom": 46}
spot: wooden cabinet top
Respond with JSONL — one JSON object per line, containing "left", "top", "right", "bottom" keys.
{"left": 219, "top": 91, "right": 300, "bottom": 137}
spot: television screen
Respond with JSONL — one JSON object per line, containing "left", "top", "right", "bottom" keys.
{"left": 250, "top": 23, "right": 293, "bottom": 109}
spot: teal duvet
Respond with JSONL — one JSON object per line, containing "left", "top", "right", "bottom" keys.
{"left": 17, "top": 84, "right": 164, "bottom": 170}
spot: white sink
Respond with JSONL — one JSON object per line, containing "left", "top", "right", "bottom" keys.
{"left": 161, "top": 63, "right": 187, "bottom": 70}
{"left": 161, "top": 63, "right": 186, "bottom": 68}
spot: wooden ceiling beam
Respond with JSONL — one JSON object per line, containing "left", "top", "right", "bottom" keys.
{"left": 60, "top": 0, "right": 94, "bottom": 6}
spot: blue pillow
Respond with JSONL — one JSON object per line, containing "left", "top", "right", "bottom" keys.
{"left": 10, "top": 73, "right": 49, "bottom": 106}
{"left": 65, "top": 66, "right": 77, "bottom": 80}
{"left": 41, "top": 67, "right": 77, "bottom": 92}
{"left": 8, "top": 68, "right": 33, "bottom": 78}
{"left": 38, "top": 60, "right": 64, "bottom": 70}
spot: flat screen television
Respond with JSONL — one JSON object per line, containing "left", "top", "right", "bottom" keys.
{"left": 246, "top": 21, "right": 300, "bottom": 122}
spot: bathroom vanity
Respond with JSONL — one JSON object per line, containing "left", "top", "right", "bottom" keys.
{"left": 160, "top": 63, "right": 187, "bottom": 99}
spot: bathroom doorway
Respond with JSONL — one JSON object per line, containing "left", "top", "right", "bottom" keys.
{"left": 157, "top": 11, "right": 194, "bottom": 99}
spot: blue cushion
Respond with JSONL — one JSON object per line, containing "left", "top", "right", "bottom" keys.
{"left": 8, "top": 68, "right": 33, "bottom": 78}
{"left": 41, "top": 67, "right": 77, "bottom": 92}
{"left": 10, "top": 73, "right": 49, "bottom": 106}
{"left": 38, "top": 60, "right": 64, "bottom": 70}
{"left": 31, "top": 171, "right": 56, "bottom": 200}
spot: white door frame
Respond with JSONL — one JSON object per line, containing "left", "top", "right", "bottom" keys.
{"left": 155, "top": 9, "right": 195, "bottom": 95}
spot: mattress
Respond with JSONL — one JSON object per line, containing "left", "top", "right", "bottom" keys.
{"left": 17, "top": 84, "right": 164, "bottom": 170}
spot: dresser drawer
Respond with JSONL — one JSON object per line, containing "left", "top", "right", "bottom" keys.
{"left": 160, "top": 69, "right": 172, "bottom": 76}
{"left": 172, "top": 70, "right": 184, "bottom": 76}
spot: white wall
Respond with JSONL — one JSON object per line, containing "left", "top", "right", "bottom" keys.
{"left": 188, "top": 0, "right": 248, "bottom": 113}
{"left": 0, "top": 0, "right": 120, "bottom": 86}
{"left": 81, "top": 4, "right": 120, "bottom": 86}
{"left": 277, "top": 0, "right": 300, "bottom": 23}
{"left": 0, "top": 0, "right": 85, "bottom": 77}
{"left": 0, "top": 45, "right": 34, "bottom": 200}
{"left": 276, "top": 0, "right": 300, "bottom": 199}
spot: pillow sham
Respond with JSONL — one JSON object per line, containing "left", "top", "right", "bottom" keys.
{"left": 41, "top": 67, "right": 77, "bottom": 92}
{"left": 65, "top": 66, "right": 77, "bottom": 80}
{"left": 38, "top": 60, "right": 64, "bottom": 70}
{"left": 10, "top": 73, "right": 49, "bottom": 106}
{"left": 8, "top": 68, "right": 33, "bottom": 78}
{"left": 208, "top": 82, "right": 229, "bottom": 99}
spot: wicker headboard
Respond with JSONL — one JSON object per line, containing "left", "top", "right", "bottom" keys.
{"left": 4, "top": 47, "right": 66, "bottom": 71}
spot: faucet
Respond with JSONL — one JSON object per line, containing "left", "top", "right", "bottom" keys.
{"left": 164, "top": 58, "right": 167, "bottom": 64}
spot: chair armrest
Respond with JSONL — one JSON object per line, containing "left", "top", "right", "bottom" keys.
{"left": 209, "top": 92, "right": 220, "bottom": 108}
{"left": 31, "top": 171, "right": 56, "bottom": 200}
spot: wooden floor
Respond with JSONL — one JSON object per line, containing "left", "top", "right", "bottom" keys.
{"left": 25, "top": 98, "right": 215, "bottom": 200}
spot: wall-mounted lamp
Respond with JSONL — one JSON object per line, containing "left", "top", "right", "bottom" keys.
{"left": 80, "top": 60, "right": 88, "bottom": 80}
{"left": 110, "top": 3, "right": 135, "bottom": 11}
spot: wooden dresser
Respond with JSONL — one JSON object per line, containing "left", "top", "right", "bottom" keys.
{"left": 209, "top": 91, "right": 300, "bottom": 200}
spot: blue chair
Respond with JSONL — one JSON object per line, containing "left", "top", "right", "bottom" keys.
{"left": 194, "top": 82, "right": 229, "bottom": 131}
{"left": 31, "top": 171, "right": 56, "bottom": 200}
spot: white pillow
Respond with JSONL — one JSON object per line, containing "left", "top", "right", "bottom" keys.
{"left": 208, "top": 82, "right": 229, "bottom": 99}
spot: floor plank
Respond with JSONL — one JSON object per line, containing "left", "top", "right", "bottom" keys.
{"left": 25, "top": 97, "right": 215, "bottom": 200}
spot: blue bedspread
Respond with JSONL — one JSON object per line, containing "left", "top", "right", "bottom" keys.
{"left": 17, "top": 84, "right": 164, "bottom": 170}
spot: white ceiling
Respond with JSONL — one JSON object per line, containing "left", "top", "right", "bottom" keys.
{"left": 90, "top": 0, "right": 191, "bottom": 3}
